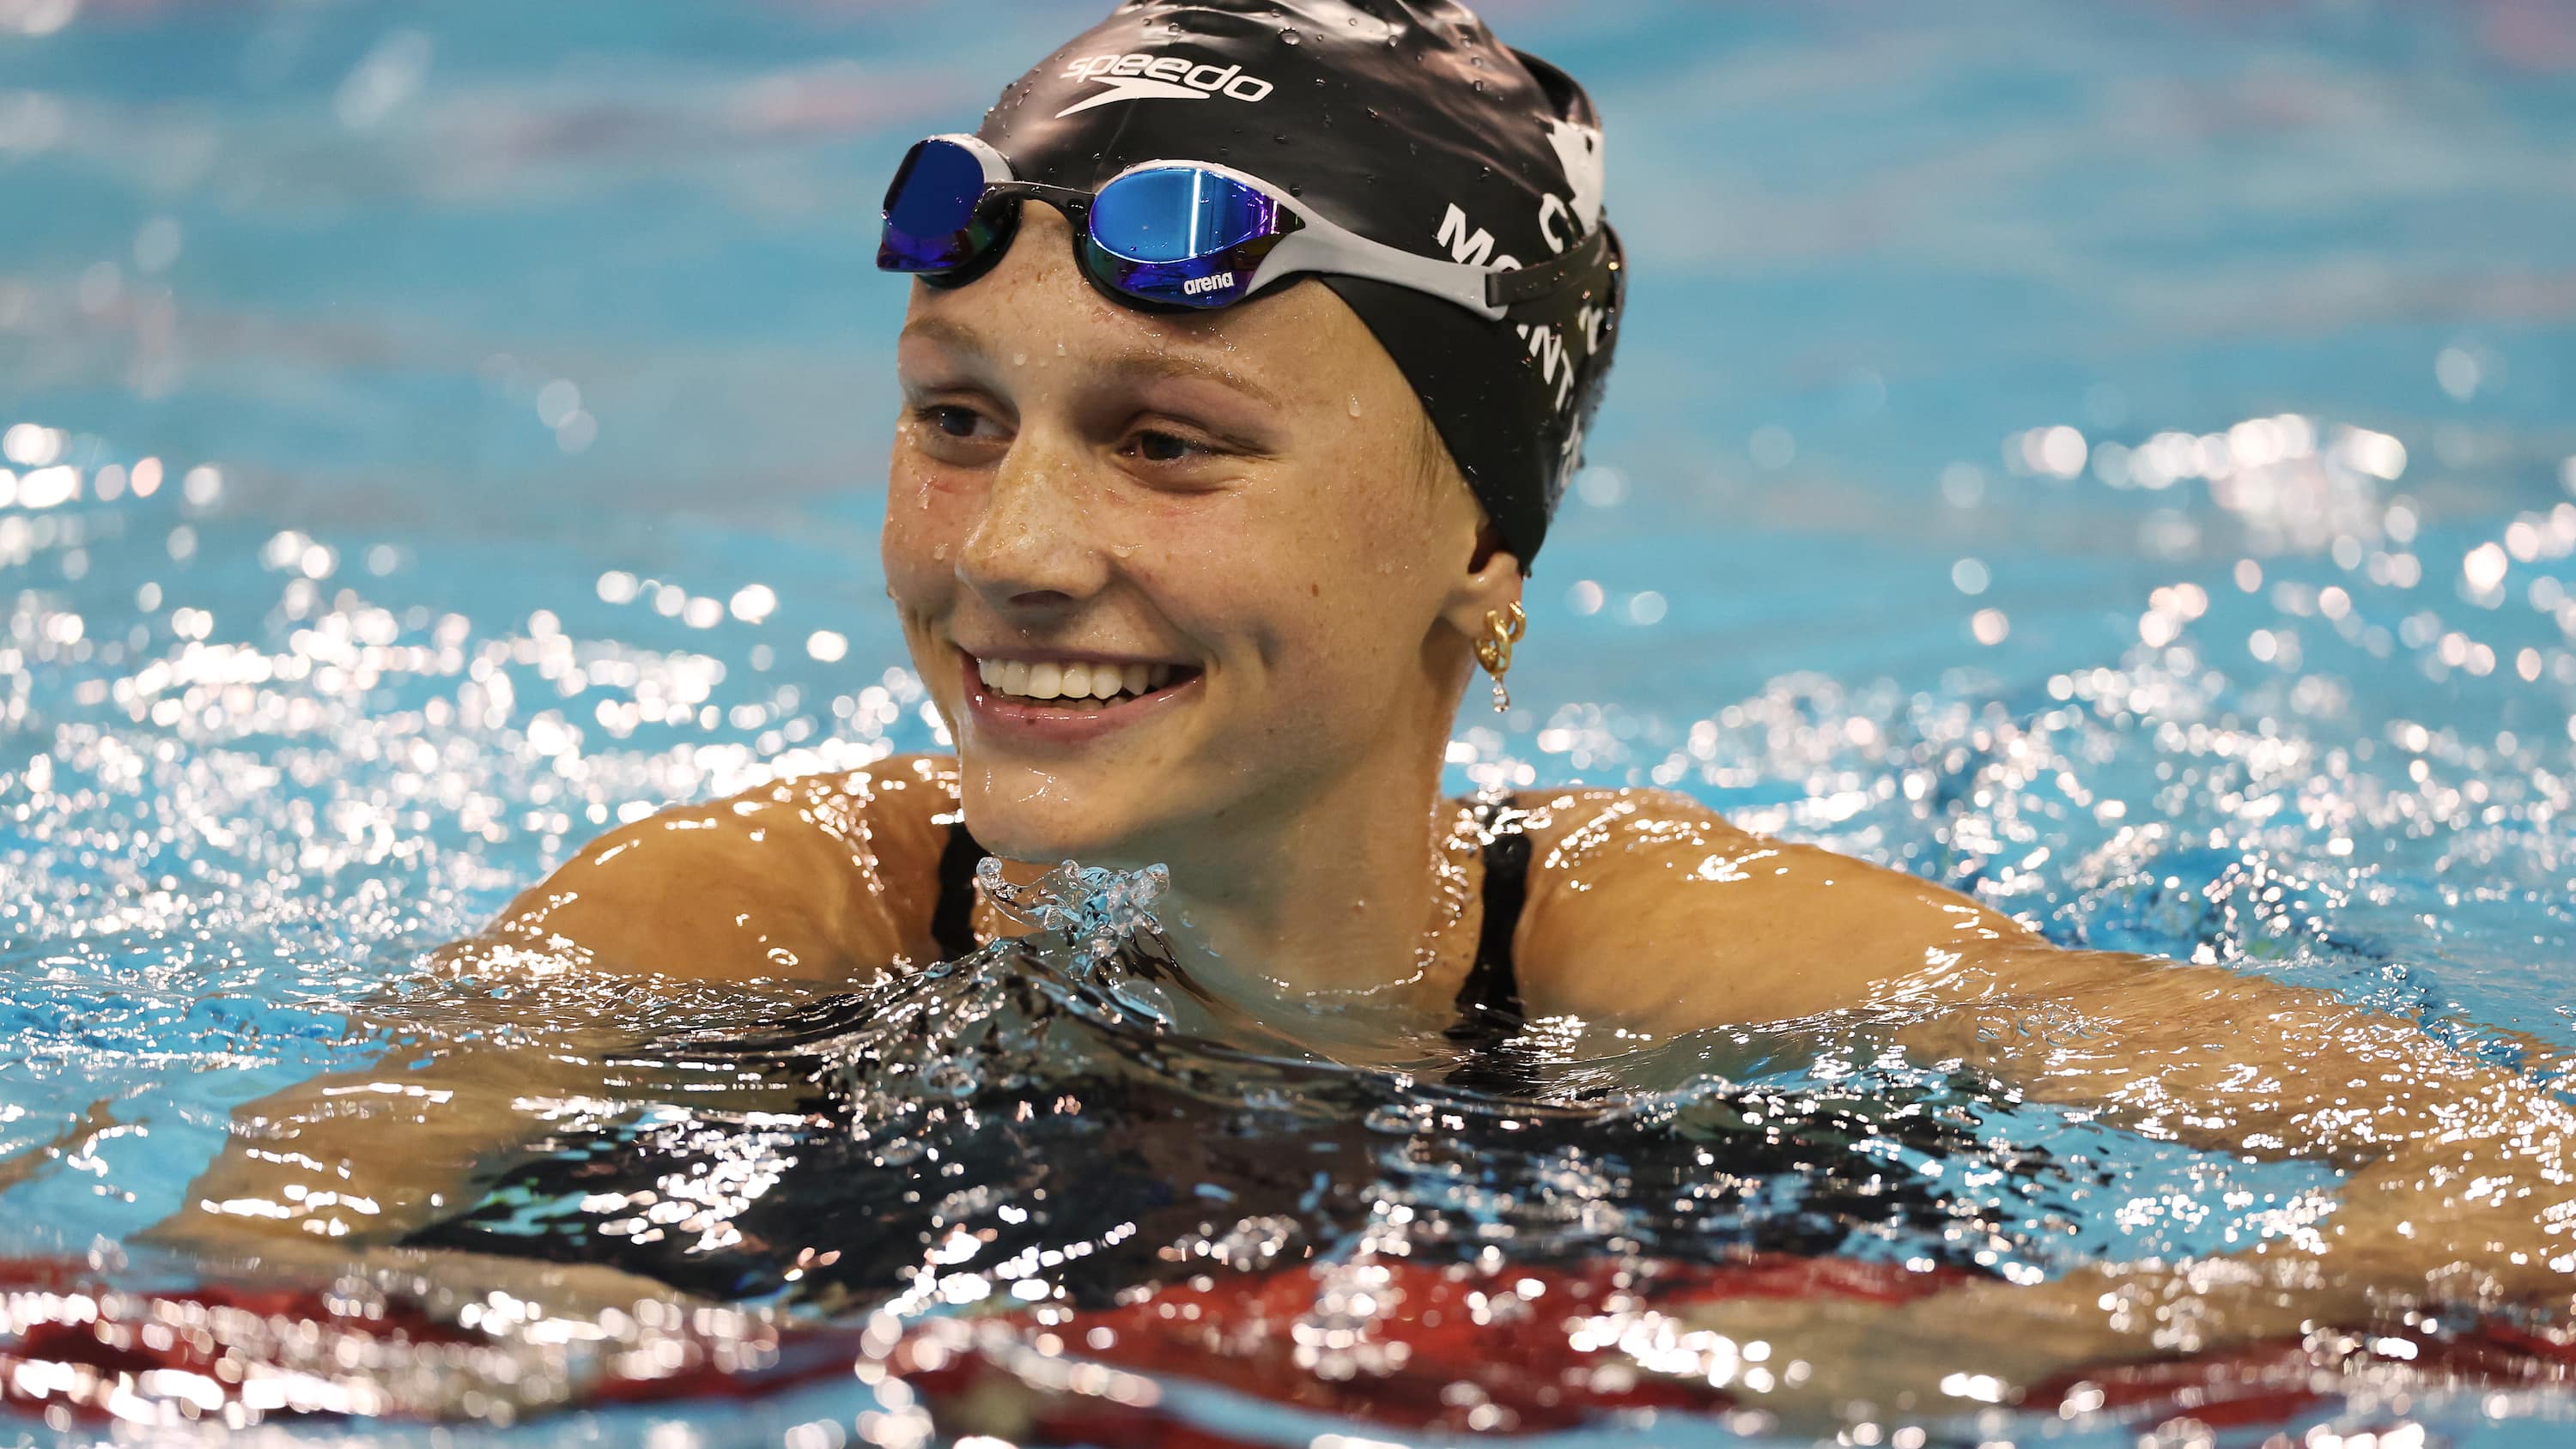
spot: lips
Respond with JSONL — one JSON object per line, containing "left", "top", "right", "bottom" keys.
{"left": 955, "top": 648, "right": 1200, "bottom": 743}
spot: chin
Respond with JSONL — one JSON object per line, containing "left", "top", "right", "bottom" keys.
{"left": 952, "top": 755, "right": 1163, "bottom": 867}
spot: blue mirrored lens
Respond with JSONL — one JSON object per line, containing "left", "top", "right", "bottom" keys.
{"left": 879, "top": 140, "right": 990, "bottom": 271}
{"left": 1089, "top": 167, "right": 1279, "bottom": 264}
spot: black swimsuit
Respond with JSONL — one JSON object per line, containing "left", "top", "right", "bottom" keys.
{"left": 399, "top": 800, "right": 1543, "bottom": 1296}
{"left": 923, "top": 797, "right": 1533, "bottom": 1054}
{"left": 406, "top": 801, "right": 2017, "bottom": 1300}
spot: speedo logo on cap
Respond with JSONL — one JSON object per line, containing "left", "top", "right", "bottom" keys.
{"left": 1056, "top": 52, "right": 1275, "bottom": 117}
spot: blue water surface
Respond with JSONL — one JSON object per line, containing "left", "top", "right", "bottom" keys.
{"left": 3, "top": 0, "right": 2574, "bottom": 1444}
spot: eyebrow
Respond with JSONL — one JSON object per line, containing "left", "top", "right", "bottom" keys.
{"left": 898, "top": 315, "right": 1285, "bottom": 410}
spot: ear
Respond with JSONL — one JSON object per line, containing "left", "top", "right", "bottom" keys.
{"left": 1439, "top": 519, "right": 1525, "bottom": 645}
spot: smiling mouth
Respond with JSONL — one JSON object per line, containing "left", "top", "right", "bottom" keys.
{"left": 969, "top": 652, "right": 1198, "bottom": 707}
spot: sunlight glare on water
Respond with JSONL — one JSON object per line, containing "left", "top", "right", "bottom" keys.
{"left": 3, "top": 0, "right": 2575, "bottom": 1444}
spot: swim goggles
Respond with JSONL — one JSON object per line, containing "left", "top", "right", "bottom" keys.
{"left": 878, "top": 132, "right": 1609, "bottom": 320}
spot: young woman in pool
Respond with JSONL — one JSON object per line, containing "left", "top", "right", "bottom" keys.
{"left": 164, "top": 0, "right": 2573, "bottom": 1419}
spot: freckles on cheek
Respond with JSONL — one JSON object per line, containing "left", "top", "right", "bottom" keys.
{"left": 886, "top": 462, "right": 975, "bottom": 546}
{"left": 891, "top": 458, "right": 965, "bottom": 513}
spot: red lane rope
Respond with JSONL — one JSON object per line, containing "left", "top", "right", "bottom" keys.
{"left": 4, "top": 1254, "right": 2567, "bottom": 1440}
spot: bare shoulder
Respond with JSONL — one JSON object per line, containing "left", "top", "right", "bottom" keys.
{"left": 465, "top": 752, "right": 966, "bottom": 983}
{"left": 1508, "top": 786, "right": 2037, "bottom": 1034}
{"left": 1505, "top": 786, "right": 1763, "bottom": 867}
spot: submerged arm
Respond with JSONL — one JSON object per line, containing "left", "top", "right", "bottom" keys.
{"left": 150, "top": 754, "right": 966, "bottom": 1262}
{"left": 1919, "top": 943, "right": 2573, "bottom": 1246}
{"left": 1894, "top": 938, "right": 2576, "bottom": 1354}
{"left": 1519, "top": 790, "right": 2575, "bottom": 1386}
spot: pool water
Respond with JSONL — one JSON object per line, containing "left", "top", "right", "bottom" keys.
{"left": 4, "top": 0, "right": 2576, "bottom": 1443}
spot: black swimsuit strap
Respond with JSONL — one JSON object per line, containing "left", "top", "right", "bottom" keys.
{"left": 928, "top": 803, "right": 1531, "bottom": 1055}
{"left": 1449, "top": 797, "right": 1531, "bottom": 1043}
{"left": 930, "top": 819, "right": 987, "bottom": 961}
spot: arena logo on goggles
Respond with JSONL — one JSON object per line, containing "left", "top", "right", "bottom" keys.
{"left": 1055, "top": 52, "right": 1276, "bottom": 116}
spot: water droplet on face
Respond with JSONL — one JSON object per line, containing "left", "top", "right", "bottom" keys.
{"left": 1282, "top": 29, "right": 1301, "bottom": 45}
{"left": 1348, "top": 395, "right": 1362, "bottom": 418}
{"left": 1055, "top": 341, "right": 1066, "bottom": 355}
{"left": 1012, "top": 352, "right": 1027, "bottom": 367}
{"left": 932, "top": 543, "right": 949, "bottom": 561}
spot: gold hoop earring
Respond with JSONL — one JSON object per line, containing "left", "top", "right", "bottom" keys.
{"left": 1473, "top": 601, "right": 1526, "bottom": 713}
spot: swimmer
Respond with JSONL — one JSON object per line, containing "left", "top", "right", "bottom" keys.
{"left": 159, "top": 0, "right": 2575, "bottom": 1422}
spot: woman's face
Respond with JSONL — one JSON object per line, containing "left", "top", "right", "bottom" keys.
{"left": 882, "top": 204, "right": 1516, "bottom": 867}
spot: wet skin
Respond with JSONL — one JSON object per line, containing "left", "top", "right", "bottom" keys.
{"left": 155, "top": 206, "right": 2576, "bottom": 1423}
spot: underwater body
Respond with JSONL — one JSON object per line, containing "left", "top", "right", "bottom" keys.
{"left": 6, "top": 0, "right": 2576, "bottom": 1444}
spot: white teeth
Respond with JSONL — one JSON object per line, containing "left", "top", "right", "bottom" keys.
{"left": 976, "top": 656, "right": 1184, "bottom": 704}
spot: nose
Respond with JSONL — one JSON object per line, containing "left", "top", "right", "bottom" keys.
{"left": 955, "top": 429, "right": 1112, "bottom": 613}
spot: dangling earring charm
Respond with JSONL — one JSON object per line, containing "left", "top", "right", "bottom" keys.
{"left": 1473, "top": 601, "right": 1526, "bottom": 713}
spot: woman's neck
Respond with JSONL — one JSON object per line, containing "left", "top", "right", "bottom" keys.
{"left": 1143, "top": 751, "right": 1479, "bottom": 1022}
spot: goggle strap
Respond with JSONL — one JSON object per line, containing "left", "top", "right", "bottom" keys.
{"left": 1232, "top": 185, "right": 1613, "bottom": 318}
{"left": 1483, "top": 226, "right": 1614, "bottom": 310}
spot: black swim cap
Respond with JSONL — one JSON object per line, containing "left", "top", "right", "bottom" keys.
{"left": 972, "top": 0, "right": 1622, "bottom": 568}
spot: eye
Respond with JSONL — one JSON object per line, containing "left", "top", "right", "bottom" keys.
{"left": 925, "top": 404, "right": 982, "bottom": 438}
{"left": 904, "top": 401, "right": 1006, "bottom": 457}
{"left": 1127, "top": 428, "right": 1210, "bottom": 464}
